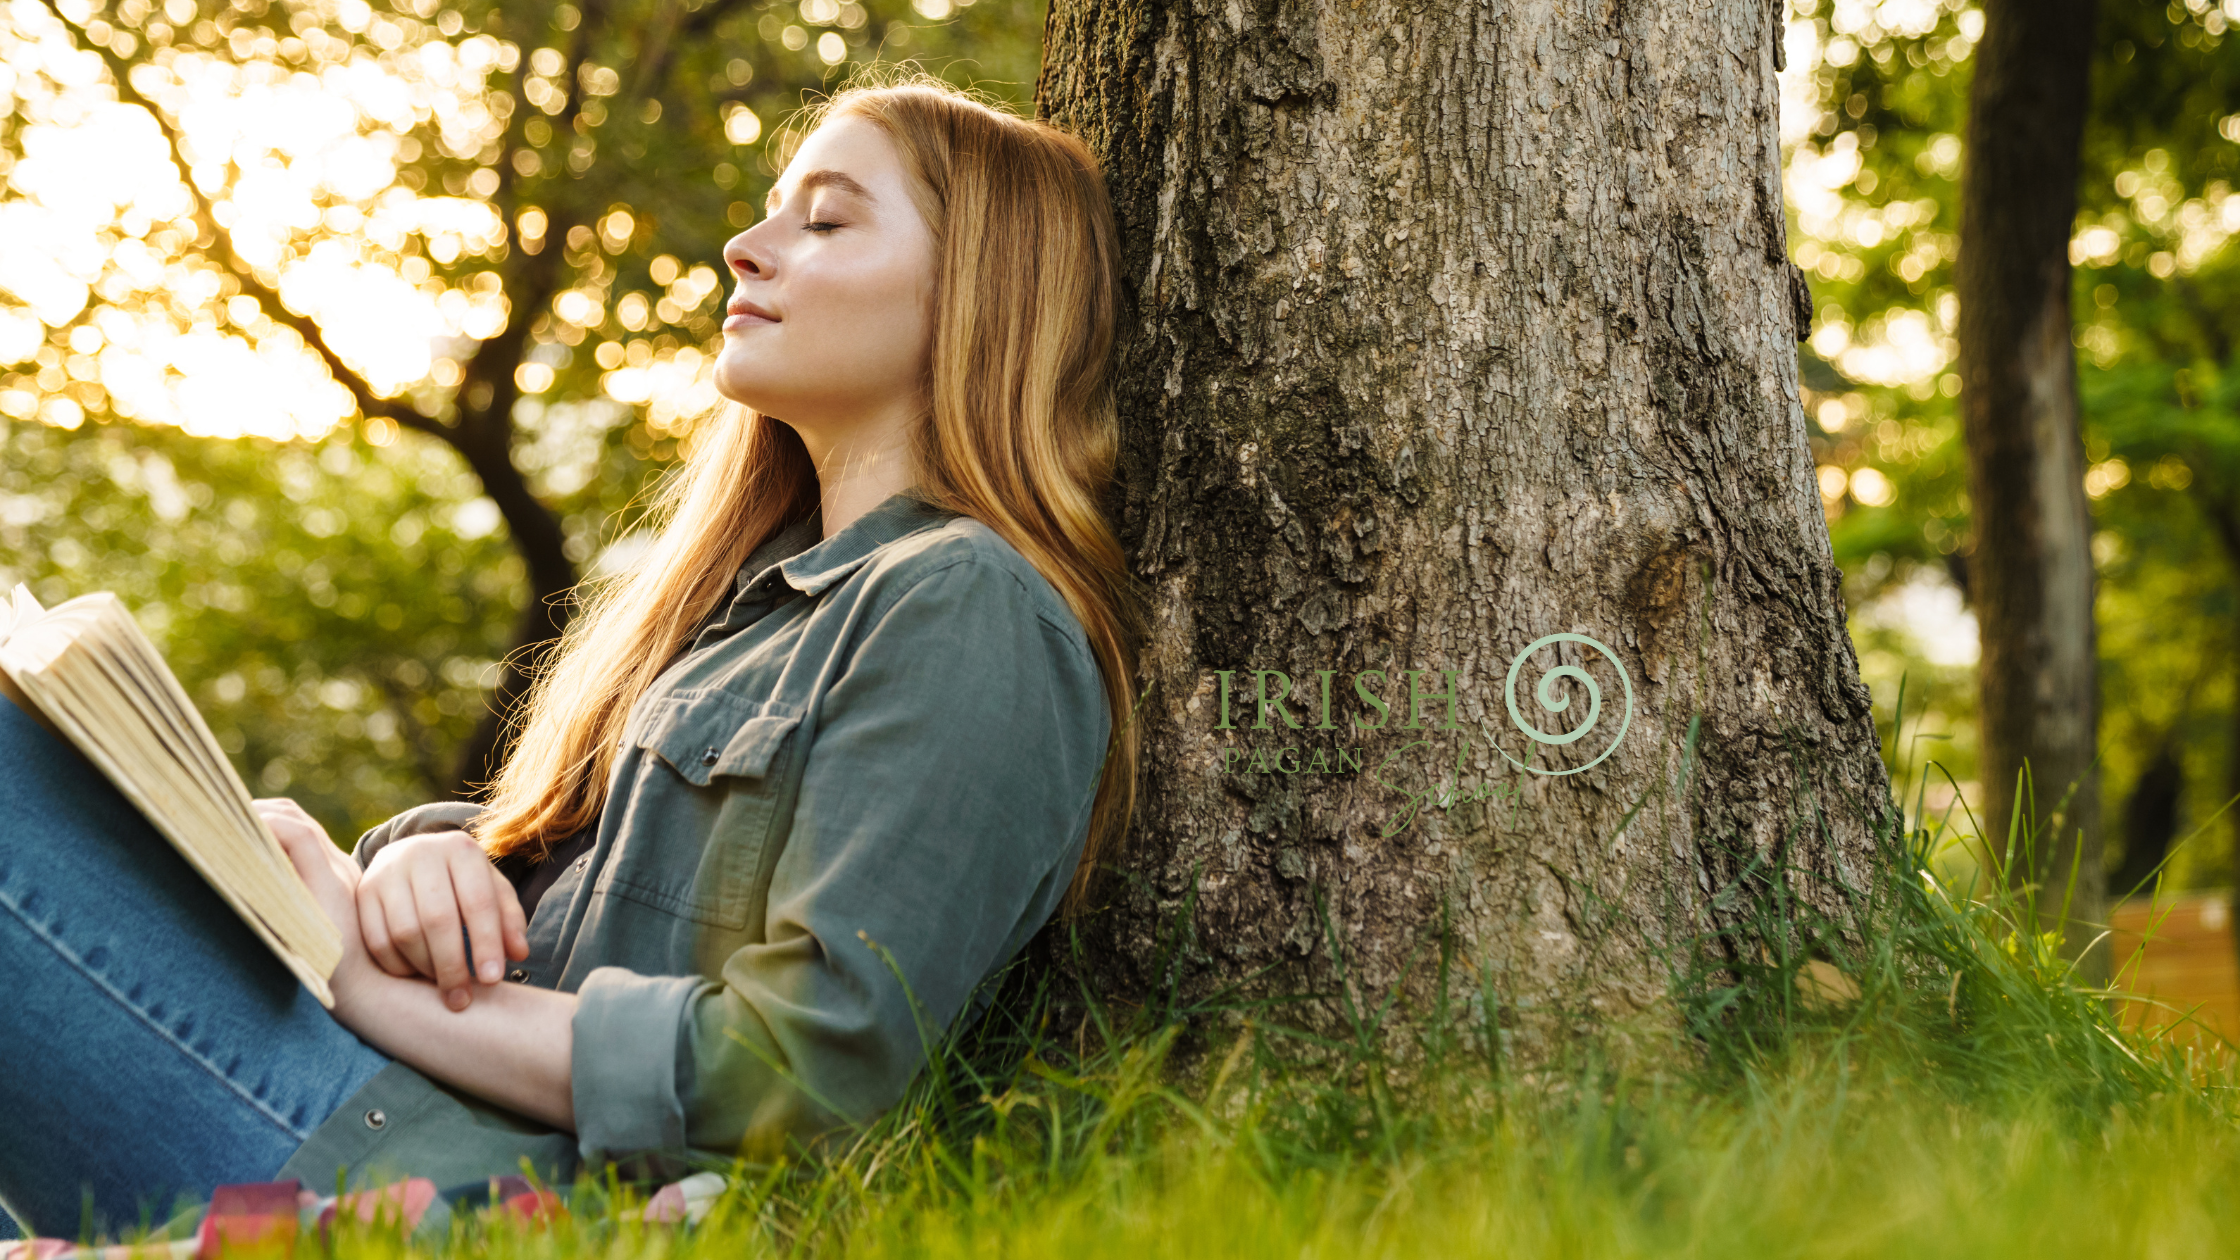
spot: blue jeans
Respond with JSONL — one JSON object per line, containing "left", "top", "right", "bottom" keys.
{"left": 0, "top": 699, "right": 391, "bottom": 1240}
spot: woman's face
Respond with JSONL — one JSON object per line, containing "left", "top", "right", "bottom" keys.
{"left": 713, "top": 114, "right": 939, "bottom": 432}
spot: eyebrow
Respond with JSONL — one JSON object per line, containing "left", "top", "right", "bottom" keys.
{"left": 765, "top": 169, "right": 878, "bottom": 213}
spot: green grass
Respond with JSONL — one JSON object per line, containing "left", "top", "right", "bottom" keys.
{"left": 183, "top": 690, "right": 2240, "bottom": 1256}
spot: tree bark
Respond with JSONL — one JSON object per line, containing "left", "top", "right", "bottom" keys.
{"left": 1954, "top": 0, "right": 2104, "bottom": 982}
{"left": 1037, "top": 0, "right": 1892, "bottom": 1057}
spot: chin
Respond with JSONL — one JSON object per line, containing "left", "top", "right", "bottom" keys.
{"left": 711, "top": 362, "right": 769, "bottom": 411}
{"left": 717, "top": 386, "right": 805, "bottom": 425}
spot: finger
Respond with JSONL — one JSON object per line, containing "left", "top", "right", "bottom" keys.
{"left": 448, "top": 845, "right": 506, "bottom": 986}
{"left": 267, "top": 817, "right": 325, "bottom": 885}
{"left": 379, "top": 878, "right": 435, "bottom": 980}
{"left": 409, "top": 856, "right": 470, "bottom": 995}
{"left": 356, "top": 884, "right": 414, "bottom": 978}
{"left": 262, "top": 810, "right": 304, "bottom": 859}
{"left": 253, "top": 798, "right": 311, "bottom": 830}
{"left": 318, "top": 837, "right": 361, "bottom": 887}
{"left": 284, "top": 803, "right": 333, "bottom": 848}
{"left": 497, "top": 877, "right": 530, "bottom": 962}
{"left": 254, "top": 802, "right": 330, "bottom": 856}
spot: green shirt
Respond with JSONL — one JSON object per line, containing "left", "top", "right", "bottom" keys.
{"left": 277, "top": 488, "right": 1112, "bottom": 1199}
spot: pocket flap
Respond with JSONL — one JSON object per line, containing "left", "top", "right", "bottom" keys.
{"left": 635, "top": 690, "right": 803, "bottom": 787}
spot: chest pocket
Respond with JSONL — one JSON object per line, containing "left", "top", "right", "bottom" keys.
{"left": 603, "top": 689, "right": 806, "bottom": 931}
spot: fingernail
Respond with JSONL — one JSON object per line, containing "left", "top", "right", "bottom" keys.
{"left": 480, "top": 961, "right": 501, "bottom": 984}
{"left": 446, "top": 988, "right": 469, "bottom": 1011}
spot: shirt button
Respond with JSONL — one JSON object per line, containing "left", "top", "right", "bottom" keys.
{"left": 573, "top": 857, "right": 589, "bottom": 871}
{"left": 363, "top": 1109, "right": 386, "bottom": 1130}
{"left": 508, "top": 968, "right": 529, "bottom": 983}
{"left": 701, "top": 749, "right": 720, "bottom": 766}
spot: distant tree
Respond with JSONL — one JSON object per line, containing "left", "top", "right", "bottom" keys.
{"left": 2076, "top": 2, "right": 2240, "bottom": 950}
{"left": 0, "top": 412, "right": 525, "bottom": 834}
{"left": 1778, "top": 0, "right": 2240, "bottom": 933}
{"left": 1954, "top": 0, "right": 2104, "bottom": 978}
{"left": 2111, "top": 741, "right": 2182, "bottom": 901}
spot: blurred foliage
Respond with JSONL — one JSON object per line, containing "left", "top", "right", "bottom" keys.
{"left": 8, "top": 0, "right": 2235, "bottom": 886}
{"left": 0, "top": 0, "right": 1042, "bottom": 840}
{"left": 1, "top": 416, "right": 516, "bottom": 832}
{"left": 1783, "top": 0, "right": 2240, "bottom": 892}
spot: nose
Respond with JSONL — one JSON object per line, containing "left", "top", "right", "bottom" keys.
{"left": 724, "top": 227, "right": 768, "bottom": 280}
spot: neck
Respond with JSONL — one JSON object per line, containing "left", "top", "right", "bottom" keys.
{"left": 787, "top": 405, "right": 919, "bottom": 542}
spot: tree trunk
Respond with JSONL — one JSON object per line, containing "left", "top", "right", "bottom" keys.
{"left": 1954, "top": 0, "right": 2104, "bottom": 983}
{"left": 2108, "top": 742, "right": 2179, "bottom": 904}
{"left": 1037, "top": 0, "right": 1892, "bottom": 1057}
{"left": 2192, "top": 490, "right": 2240, "bottom": 977}
{"left": 441, "top": 425, "right": 578, "bottom": 799}
{"left": 436, "top": 210, "right": 586, "bottom": 800}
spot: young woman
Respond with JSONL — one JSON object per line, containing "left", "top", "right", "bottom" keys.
{"left": 0, "top": 77, "right": 1144, "bottom": 1238}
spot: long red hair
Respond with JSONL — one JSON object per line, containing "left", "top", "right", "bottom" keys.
{"left": 471, "top": 76, "right": 1145, "bottom": 919}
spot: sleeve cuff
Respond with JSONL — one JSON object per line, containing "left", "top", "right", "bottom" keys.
{"left": 350, "top": 801, "right": 485, "bottom": 871}
{"left": 571, "top": 967, "right": 709, "bottom": 1164}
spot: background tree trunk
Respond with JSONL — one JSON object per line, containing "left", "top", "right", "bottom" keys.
{"left": 1954, "top": 0, "right": 2104, "bottom": 982}
{"left": 429, "top": 204, "right": 589, "bottom": 799}
{"left": 1038, "top": 0, "right": 1893, "bottom": 1056}
{"left": 2191, "top": 490, "right": 2240, "bottom": 973}
{"left": 436, "top": 413, "right": 579, "bottom": 800}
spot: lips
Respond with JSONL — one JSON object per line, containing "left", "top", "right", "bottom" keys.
{"left": 725, "top": 298, "right": 779, "bottom": 326}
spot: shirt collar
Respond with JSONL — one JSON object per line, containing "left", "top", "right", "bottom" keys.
{"left": 733, "top": 511, "right": 823, "bottom": 598}
{"left": 775, "top": 488, "right": 956, "bottom": 597}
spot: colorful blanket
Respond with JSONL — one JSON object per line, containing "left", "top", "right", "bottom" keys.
{"left": 0, "top": 1171, "right": 729, "bottom": 1258}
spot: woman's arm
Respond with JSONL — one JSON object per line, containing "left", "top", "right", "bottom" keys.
{"left": 257, "top": 798, "right": 578, "bottom": 1131}
{"left": 334, "top": 966, "right": 578, "bottom": 1130}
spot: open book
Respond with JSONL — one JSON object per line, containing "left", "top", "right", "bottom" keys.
{"left": 0, "top": 585, "right": 341, "bottom": 1007}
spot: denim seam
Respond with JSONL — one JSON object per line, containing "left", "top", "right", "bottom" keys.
{"left": 0, "top": 885, "right": 313, "bottom": 1143}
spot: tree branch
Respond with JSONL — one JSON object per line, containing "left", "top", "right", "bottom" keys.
{"left": 371, "top": 666, "right": 449, "bottom": 799}
{"left": 440, "top": 1, "right": 628, "bottom": 796}
{"left": 629, "top": 0, "right": 760, "bottom": 105}
{"left": 36, "top": 0, "right": 442, "bottom": 437}
{"left": 453, "top": 1, "right": 607, "bottom": 448}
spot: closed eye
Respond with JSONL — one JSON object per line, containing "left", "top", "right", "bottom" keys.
{"left": 803, "top": 220, "right": 841, "bottom": 233}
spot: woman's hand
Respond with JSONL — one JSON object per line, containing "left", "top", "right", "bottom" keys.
{"left": 358, "top": 829, "right": 530, "bottom": 1011}
{"left": 257, "top": 802, "right": 575, "bottom": 1127}
{"left": 254, "top": 797, "right": 384, "bottom": 1016}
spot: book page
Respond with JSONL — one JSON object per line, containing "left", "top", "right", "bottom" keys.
{"left": 0, "top": 586, "right": 62, "bottom": 739}
{"left": 0, "top": 593, "right": 340, "bottom": 1005}
{"left": 45, "top": 644, "right": 316, "bottom": 950}
{"left": 80, "top": 613, "right": 290, "bottom": 881}
{"left": 14, "top": 644, "right": 338, "bottom": 1004}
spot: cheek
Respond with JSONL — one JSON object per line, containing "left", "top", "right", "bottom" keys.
{"left": 825, "top": 250, "right": 930, "bottom": 319}
{"left": 799, "top": 253, "right": 936, "bottom": 361}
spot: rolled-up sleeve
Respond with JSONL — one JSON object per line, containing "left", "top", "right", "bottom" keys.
{"left": 350, "top": 800, "right": 485, "bottom": 871}
{"left": 570, "top": 554, "right": 1112, "bottom": 1165}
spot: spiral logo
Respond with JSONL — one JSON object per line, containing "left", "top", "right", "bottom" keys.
{"left": 1495, "top": 632, "right": 1634, "bottom": 776}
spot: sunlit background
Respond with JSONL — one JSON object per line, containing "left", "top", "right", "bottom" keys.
{"left": 1, "top": 0, "right": 2235, "bottom": 933}
{"left": 0, "top": 0, "right": 982, "bottom": 441}
{"left": 0, "top": 0, "right": 1041, "bottom": 829}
